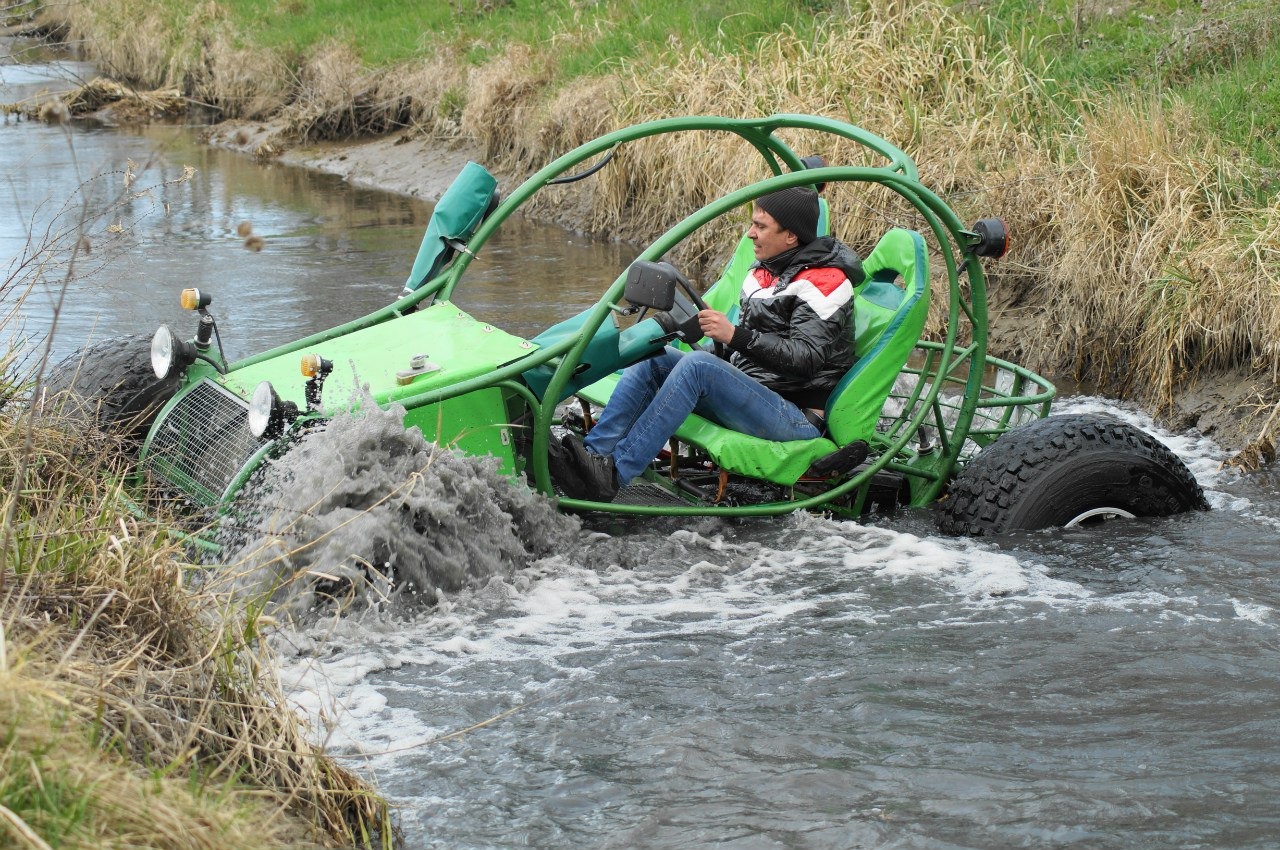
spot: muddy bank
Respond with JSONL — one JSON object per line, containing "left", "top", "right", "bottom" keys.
{"left": 204, "top": 119, "right": 602, "bottom": 237}
{"left": 1136, "top": 368, "right": 1275, "bottom": 460}
{"left": 205, "top": 121, "right": 479, "bottom": 203}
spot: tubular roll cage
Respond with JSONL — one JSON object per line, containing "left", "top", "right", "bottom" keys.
{"left": 225, "top": 115, "right": 1053, "bottom": 517}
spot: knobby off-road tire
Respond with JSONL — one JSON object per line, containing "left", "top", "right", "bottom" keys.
{"left": 35, "top": 334, "right": 181, "bottom": 443}
{"left": 938, "top": 413, "right": 1209, "bottom": 536}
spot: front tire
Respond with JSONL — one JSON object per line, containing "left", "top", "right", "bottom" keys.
{"left": 35, "top": 334, "right": 180, "bottom": 443}
{"left": 938, "top": 413, "right": 1209, "bottom": 536}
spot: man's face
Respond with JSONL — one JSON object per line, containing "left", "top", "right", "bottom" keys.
{"left": 748, "top": 207, "right": 798, "bottom": 261}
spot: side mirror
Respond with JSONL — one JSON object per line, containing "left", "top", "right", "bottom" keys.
{"left": 624, "top": 260, "right": 679, "bottom": 311}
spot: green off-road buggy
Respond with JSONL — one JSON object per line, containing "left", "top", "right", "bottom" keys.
{"left": 41, "top": 114, "right": 1207, "bottom": 536}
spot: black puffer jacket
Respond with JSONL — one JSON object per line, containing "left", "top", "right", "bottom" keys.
{"left": 725, "top": 236, "right": 864, "bottom": 409}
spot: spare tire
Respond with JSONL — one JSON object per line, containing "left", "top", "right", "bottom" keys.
{"left": 938, "top": 413, "right": 1208, "bottom": 536}
{"left": 34, "top": 334, "right": 180, "bottom": 443}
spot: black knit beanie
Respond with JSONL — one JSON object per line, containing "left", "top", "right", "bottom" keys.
{"left": 755, "top": 186, "right": 820, "bottom": 246}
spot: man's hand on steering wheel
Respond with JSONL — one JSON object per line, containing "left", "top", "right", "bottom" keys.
{"left": 697, "top": 309, "right": 735, "bottom": 346}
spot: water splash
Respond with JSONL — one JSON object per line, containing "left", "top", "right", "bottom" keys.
{"left": 215, "top": 397, "right": 579, "bottom": 618}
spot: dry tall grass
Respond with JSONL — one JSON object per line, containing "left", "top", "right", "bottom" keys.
{"left": 40, "top": 0, "right": 214, "bottom": 90}
{"left": 36, "top": 0, "right": 290, "bottom": 120}
{"left": 436, "top": 0, "right": 1280, "bottom": 415}
{"left": 0, "top": 416, "right": 392, "bottom": 848}
{"left": 41, "top": 0, "right": 1280, "bottom": 426}
{"left": 197, "top": 27, "right": 295, "bottom": 120}
{"left": 1031, "top": 98, "right": 1280, "bottom": 404}
{"left": 380, "top": 50, "right": 471, "bottom": 137}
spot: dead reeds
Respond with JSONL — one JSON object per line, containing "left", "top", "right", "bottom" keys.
{"left": 5, "top": 77, "right": 188, "bottom": 124}
{"left": 484, "top": 0, "right": 1280, "bottom": 421}
{"left": 0, "top": 413, "right": 392, "bottom": 848}
{"left": 1025, "top": 98, "right": 1280, "bottom": 408}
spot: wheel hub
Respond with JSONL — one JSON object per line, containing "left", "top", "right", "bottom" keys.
{"left": 1064, "top": 506, "right": 1137, "bottom": 528}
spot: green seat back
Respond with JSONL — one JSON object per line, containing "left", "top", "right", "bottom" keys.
{"left": 824, "top": 228, "right": 930, "bottom": 445}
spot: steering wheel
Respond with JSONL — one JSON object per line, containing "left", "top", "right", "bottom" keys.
{"left": 673, "top": 271, "right": 727, "bottom": 359}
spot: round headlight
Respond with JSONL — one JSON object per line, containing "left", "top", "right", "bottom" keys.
{"left": 247, "top": 381, "right": 277, "bottom": 438}
{"left": 151, "top": 325, "right": 175, "bottom": 379}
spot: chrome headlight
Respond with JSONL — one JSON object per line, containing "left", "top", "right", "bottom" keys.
{"left": 151, "top": 324, "right": 200, "bottom": 380}
{"left": 151, "top": 325, "right": 176, "bottom": 379}
{"left": 248, "top": 381, "right": 298, "bottom": 439}
{"left": 247, "top": 381, "right": 277, "bottom": 438}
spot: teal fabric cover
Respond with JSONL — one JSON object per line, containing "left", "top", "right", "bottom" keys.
{"left": 404, "top": 161, "right": 498, "bottom": 293}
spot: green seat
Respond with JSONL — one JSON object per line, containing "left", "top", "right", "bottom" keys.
{"left": 824, "top": 228, "right": 930, "bottom": 445}
{"left": 578, "top": 226, "right": 929, "bottom": 486}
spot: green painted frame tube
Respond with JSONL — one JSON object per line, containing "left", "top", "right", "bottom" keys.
{"left": 154, "top": 114, "right": 1053, "bottom": 520}
{"left": 525, "top": 168, "right": 977, "bottom": 513}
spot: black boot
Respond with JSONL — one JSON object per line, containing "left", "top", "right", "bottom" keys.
{"left": 563, "top": 434, "right": 621, "bottom": 502}
{"left": 805, "top": 440, "right": 869, "bottom": 479}
{"left": 546, "top": 435, "right": 584, "bottom": 496}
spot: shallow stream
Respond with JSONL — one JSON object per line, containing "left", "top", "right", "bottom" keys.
{"left": 4, "top": 39, "right": 1278, "bottom": 850}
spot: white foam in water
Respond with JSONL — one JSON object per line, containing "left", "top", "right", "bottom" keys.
{"left": 1053, "top": 395, "right": 1233, "bottom": 491}
{"left": 1231, "top": 599, "right": 1275, "bottom": 626}
{"left": 271, "top": 515, "right": 1081, "bottom": 775}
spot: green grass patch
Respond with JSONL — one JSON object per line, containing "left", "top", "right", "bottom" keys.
{"left": 969, "top": 0, "right": 1195, "bottom": 87}
{"left": 218, "top": 0, "right": 823, "bottom": 77}
{"left": 962, "top": 0, "right": 1280, "bottom": 172}
{"left": 1182, "top": 35, "right": 1280, "bottom": 172}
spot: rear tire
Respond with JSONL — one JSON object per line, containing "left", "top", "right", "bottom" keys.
{"left": 938, "top": 413, "right": 1208, "bottom": 536}
{"left": 35, "top": 334, "right": 180, "bottom": 443}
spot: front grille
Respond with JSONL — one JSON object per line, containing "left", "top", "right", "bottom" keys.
{"left": 145, "top": 379, "right": 267, "bottom": 504}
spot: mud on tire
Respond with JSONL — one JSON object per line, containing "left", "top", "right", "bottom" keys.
{"left": 938, "top": 413, "right": 1209, "bottom": 536}
{"left": 35, "top": 334, "right": 180, "bottom": 442}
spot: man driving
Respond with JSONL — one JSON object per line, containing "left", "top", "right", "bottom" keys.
{"left": 551, "top": 185, "right": 864, "bottom": 502}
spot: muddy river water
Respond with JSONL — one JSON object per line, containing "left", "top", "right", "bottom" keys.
{"left": 4, "top": 39, "right": 1279, "bottom": 850}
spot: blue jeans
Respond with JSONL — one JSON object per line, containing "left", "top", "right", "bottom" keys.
{"left": 584, "top": 347, "right": 820, "bottom": 483}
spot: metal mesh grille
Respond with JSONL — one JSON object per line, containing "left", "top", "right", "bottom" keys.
{"left": 614, "top": 480, "right": 696, "bottom": 507}
{"left": 145, "top": 380, "right": 266, "bottom": 504}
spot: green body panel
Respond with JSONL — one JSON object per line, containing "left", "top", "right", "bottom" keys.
{"left": 140, "top": 302, "right": 536, "bottom": 501}
{"left": 401, "top": 386, "right": 517, "bottom": 475}
{"left": 217, "top": 301, "right": 534, "bottom": 409}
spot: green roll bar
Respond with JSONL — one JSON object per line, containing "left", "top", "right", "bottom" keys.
{"left": 223, "top": 114, "right": 1035, "bottom": 517}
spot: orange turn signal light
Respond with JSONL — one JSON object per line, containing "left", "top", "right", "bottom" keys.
{"left": 301, "top": 354, "right": 332, "bottom": 378}
{"left": 181, "top": 288, "right": 212, "bottom": 310}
